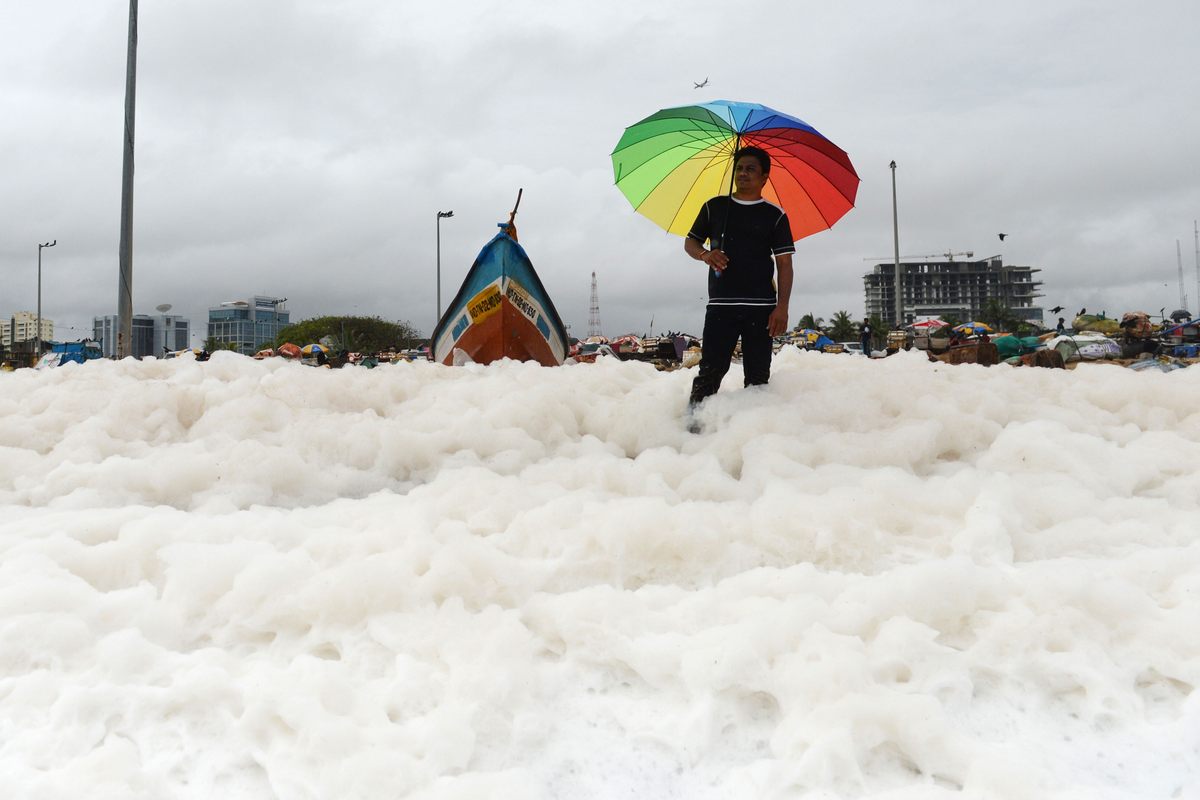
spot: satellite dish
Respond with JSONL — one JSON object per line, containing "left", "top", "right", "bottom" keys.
{"left": 156, "top": 304, "right": 172, "bottom": 313}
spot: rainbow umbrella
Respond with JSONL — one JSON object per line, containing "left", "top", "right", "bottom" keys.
{"left": 611, "top": 100, "right": 859, "bottom": 241}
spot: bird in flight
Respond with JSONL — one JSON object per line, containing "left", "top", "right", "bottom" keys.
{"left": 694, "top": 77, "right": 709, "bottom": 89}
{"left": 1049, "top": 305, "right": 1064, "bottom": 314}
{"left": 998, "top": 233, "right": 1007, "bottom": 241}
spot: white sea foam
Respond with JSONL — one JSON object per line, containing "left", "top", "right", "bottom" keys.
{"left": 1, "top": 350, "right": 1198, "bottom": 799}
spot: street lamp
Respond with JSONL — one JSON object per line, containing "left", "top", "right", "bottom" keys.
{"left": 36, "top": 240, "right": 56, "bottom": 360}
{"left": 270, "top": 297, "right": 287, "bottom": 349}
{"left": 890, "top": 161, "right": 902, "bottom": 327}
{"left": 436, "top": 210, "right": 454, "bottom": 326}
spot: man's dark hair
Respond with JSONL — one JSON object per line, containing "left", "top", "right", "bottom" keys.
{"left": 733, "top": 146, "right": 770, "bottom": 175}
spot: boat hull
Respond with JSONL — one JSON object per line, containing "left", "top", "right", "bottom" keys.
{"left": 432, "top": 233, "right": 568, "bottom": 367}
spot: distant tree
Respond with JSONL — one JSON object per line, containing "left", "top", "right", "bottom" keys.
{"left": 274, "top": 315, "right": 422, "bottom": 352}
{"left": 866, "top": 314, "right": 887, "bottom": 349}
{"left": 940, "top": 313, "right": 962, "bottom": 328}
{"left": 829, "top": 310, "right": 856, "bottom": 342}
{"left": 796, "top": 313, "right": 824, "bottom": 331}
{"left": 980, "top": 298, "right": 1023, "bottom": 333}
{"left": 203, "top": 336, "right": 237, "bottom": 352}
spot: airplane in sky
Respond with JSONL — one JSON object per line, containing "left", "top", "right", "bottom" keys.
{"left": 693, "top": 77, "right": 708, "bottom": 89}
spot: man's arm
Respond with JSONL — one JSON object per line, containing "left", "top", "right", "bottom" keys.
{"left": 684, "top": 237, "right": 728, "bottom": 272}
{"left": 768, "top": 254, "right": 793, "bottom": 336}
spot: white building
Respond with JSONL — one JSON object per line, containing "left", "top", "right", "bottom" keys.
{"left": 93, "top": 314, "right": 191, "bottom": 358}
{"left": 2, "top": 311, "right": 54, "bottom": 345}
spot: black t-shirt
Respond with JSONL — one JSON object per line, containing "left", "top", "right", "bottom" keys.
{"left": 687, "top": 196, "right": 795, "bottom": 306}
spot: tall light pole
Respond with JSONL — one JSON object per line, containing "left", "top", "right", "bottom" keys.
{"left": 271, "top": 297, "right": 287, "bottom": 349}
{"left": 436, "top": 210, "right": 454, "bottom": 327}
{"left": 890, "top": 161, "right": 902, "bottom": 327}
{"left": 116, "top": 0, "right": 138, "bottom": 358}
{"left": 37, "top": 240, "right": 56, "bottom": 361}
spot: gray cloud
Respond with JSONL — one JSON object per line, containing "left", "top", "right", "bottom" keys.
{"left": 3, "top": 0, "right": 1199, "bottom": 345}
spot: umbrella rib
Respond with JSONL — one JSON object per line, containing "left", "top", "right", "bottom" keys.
{"left": 665, "top": 137, "right": 738, "bottom": 232}
{"left": 617, "top": 125, "right": 736, "bottom": 217}
{"left": 612, "top": 124, "right": 731, "bottom": 187}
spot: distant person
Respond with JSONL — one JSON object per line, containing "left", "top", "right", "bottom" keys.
{"left": 1056, "top": 317, "right": 1066, "bottom": 334}
{"left": 683, "top": 146, "right": 794, "bottom": 429}
{"left": 859, "top": 318, "right": 872, "bottom": 357}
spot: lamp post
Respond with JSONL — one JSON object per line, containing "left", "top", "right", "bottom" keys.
{"left": 36, "top": 240, "right": 56, "bottom": 361}
{"left": 436, "top": 210, "right": 454, "bottom": 326}
{"left": 116, "top": 0, "right": 138, "bottom": 358}
{"left": 890, "top": 161, "right": 902, "bottom": 327}
{"left": 271, "top": 297, "right": 287, "bottom": 350}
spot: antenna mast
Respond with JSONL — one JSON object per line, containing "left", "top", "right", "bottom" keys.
{"left": 1194, "top": 221, "right": 1199, "bottom": 314}
{"left": 1179, "top": 240, "right": 1188, "bottom": 312}
{"left": 587, "top": 272, "right": 602, "bottom": 338}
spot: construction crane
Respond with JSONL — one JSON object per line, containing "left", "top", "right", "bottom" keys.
{"left": 862, "top": 251, "right": 974, "bottom": 262}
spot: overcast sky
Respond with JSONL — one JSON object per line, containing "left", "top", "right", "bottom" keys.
{"left": 3, "top": 0, "right": 1199, "bottom": 343}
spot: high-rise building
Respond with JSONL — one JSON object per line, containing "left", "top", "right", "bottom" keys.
{"left": 2, "top": 311, "right": 54, "bottom": 345}
{"left": 864, "top": 255, "right": 1043, "bottom": 326}
{"left": 93, "top": 314, "right": 191, "bottom": 358}
{"left": 207, "top": 296, "right": 289, "bottom": 355}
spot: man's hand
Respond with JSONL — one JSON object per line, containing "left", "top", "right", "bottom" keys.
{"left": 768, "top": 305, "right": 788, "bottom": 337}
{"left": 701, "top": 248, "right": 729, "bottom": 272}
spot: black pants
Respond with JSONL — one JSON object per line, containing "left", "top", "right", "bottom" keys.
{"left": 689, "top": 305, "right": 774, "bottom": 406}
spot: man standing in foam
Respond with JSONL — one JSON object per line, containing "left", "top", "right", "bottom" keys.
{"left": 683, "top": 145, "right": 795, "bottom": 427}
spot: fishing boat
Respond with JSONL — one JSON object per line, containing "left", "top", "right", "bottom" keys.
{"left": 431, "top": 192, "right": 569, "bottom": 367}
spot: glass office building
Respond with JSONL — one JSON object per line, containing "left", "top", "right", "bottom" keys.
{"left": 207, "top": 296, "right": 290, "bottom": 355}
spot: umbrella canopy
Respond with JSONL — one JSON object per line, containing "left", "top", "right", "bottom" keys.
{"left": 301, "top": 343, "right": 330, "bottom": 356}
{"left": 953, "top": 322, "right": 994, "bottom": 335}
{"left": 278, "top": 343, "right": 302, "bottom": 359}
{"left": 909, "top": 318, "right": 947, "bottom": 330}
{"left": 793, "top": 328, "right": 834, "bottom": 349}
{"left": 612, "top": 100, "right": 859, "bottom": 241}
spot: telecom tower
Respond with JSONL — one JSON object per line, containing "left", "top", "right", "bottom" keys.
{"left": 1179, "top": 240, "right": 1188, "bottom": 312}
{"left": 587, "top": 272, "right": 602, "bottom": 338}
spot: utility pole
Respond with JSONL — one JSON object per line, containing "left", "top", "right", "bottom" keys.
{"left": 116, "top": 0, "right": 138, "bottom": 358}
{"left": 36, "top": 240, "right": 57, "bottom": 361}
{"left": 890, "top": 161, "right": 902, "bottom": 326}
{"left": 436, "top": 210, "right": 453, "bottom": 328}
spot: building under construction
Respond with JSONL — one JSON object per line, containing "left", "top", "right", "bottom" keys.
{"left": 864, "top": 255, "right": 1044, "bottom": 326}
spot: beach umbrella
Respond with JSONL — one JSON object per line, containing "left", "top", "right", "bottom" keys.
{"left": 953, "top": 322, "right": 994, "bottom": 335}
{"left": 278, "top": 343, "right": 302, "bottom": 359}
{"left": 301, "top": 343, "right": 330, "bottom": 356}
{"left": 909, "top": 318, "right": 947, "bottom": 331}
{"left": 611, "top": 99, "right": 859, "bottom": 241}
{"left": 793, "top": 328, "right": 834, "bottom": 349}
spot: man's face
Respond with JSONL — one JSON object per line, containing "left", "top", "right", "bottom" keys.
{"left": 734, "top": 155, "right": 768, "bottom": 194}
